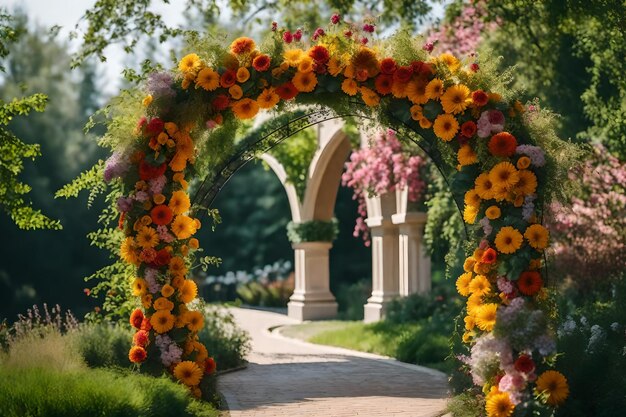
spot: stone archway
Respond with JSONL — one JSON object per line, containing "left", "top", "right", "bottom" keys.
{"left": 259, "top": 119, "right": 432, "bottom": 322}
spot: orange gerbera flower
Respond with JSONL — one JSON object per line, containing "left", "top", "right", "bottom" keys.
{"left": 433, "top": 114, "right": 459, "bottom": 141}
{"left": 150, "top": 310, "right": 175, "bottom": 333}
{"left": 252, "top": 54, "right": 271, "bottom": 72}
{"left": 488, "top": 132, "right": 518, "bottom": 157}
{"left": 171, "top": 215, "right": 197, "bottom": 239}
{"left": 180, "top": 279, "right": 198, "bottom": 303}
{"left": 292, "top": 71, "right": 317, "bottom": 92}
{"left": 151, "top": 204, "right": 173, "bottom": 226}
{"left": 129, "top": 346, "right": 147, "bottom": 363}
{"left": 341, "top": 78, "right": 358, "bottom": 96}
{"left": 169, "top": 190, "right": 191, "bottom": 215}
{"left": 232, "top": 98, "right": 260, "bottom": 119}
{"left": 230, "top": 37, "right": 256, "bottom": 55}
{"left": 374, "top": 74, "right": 393, "bottom": 95}
{"left": 275, "top": 82, "right": 298, "bottom": 100}
{"left": 185, "top": 310, "right": 205, "bottom": 331}
{"left": 517, "top": 271, "right": 543, "bottom": 296}
{"left": 360, "top": 86, "right": 380, "bottom": 107}
{"left": 196, "top": 67, "right": 219, "bottom": 91}
{"left": 257, "top": 88, "right": 280, "bottom": 109}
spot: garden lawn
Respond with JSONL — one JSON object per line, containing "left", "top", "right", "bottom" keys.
{"left": 280, "top": 319, "right": 453, "bottom": 373}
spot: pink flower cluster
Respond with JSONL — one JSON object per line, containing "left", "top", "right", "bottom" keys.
{"left": 548, "top": 145, "right": 626, "bottom": 288}
{"left": 155, "top": 334, "right": 183, "bottom": 367}
{"left": 342, "top": 129, "right": 428, "bottom": 244}
{"left": 425, "top": 1, "right": 498, "bottom": 57}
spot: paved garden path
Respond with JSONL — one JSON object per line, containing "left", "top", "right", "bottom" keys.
{"left": 219, "top": 307, "right": 449, "bottom": 417}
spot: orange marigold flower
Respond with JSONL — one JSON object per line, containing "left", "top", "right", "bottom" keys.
{"left": 130, "top": 308, "right": 144, "bottom": 329}
{"left": 517, "top": 271, "right": 543, "bottom": 296}
{"left": 236, "top": 67, "right": 250, "bottom": 83}
{"left": 161, "top": 284, "right": 175, "bottom": 298}
{"left": 341, "top": 78, "right": 358, "bottom": 96}
{"left": 374, "top": 74, "right": 393, "bottom": 95}
{"left": 133, "top": 330, "right": 149, "bottom": 347}
{"left": 220, "top": 70, "right": 237, "bottom": 88}
{"left": 360, "top": 86, "right": 380, "bottom": 107}
{"left": 196, "top": 67, "right": 219, "bottom": 91}
{"left": 252, "top": 54, "right": 271, "bottom": 72}
{"left": 308, "top": 45, "right": 330, "bottom": 63}
{"left": 169, "top": 190, "right": 190, "bottom": 215}
{"left": 230, "top": 37, "right": 256, "bottom": 55}
{"left": 154, "top": 297, "right": 175, "bottom": 311}
{"left": 232, "top": 98, "right": 260, "bottom": 119}
{"left": 489, "top": 132, "right": 518, "bottom": 157}
{"left": 229, "top": 85, "right": 243, "bottom": 99}
{"left": 129, "top": 346, "right": 147, "bottom": 363}
{"left": 151, "top": 204, "right": 174, "bottom": 226}
{"left": 257, "top": 88, "right": 280, "bottom": 109}
{"left": 292, "top": 71, "right": 317, "bottom": 92}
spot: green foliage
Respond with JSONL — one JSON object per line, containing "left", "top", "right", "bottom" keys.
{"left": 55, "top": 160, "right": 106, "bottom": 207}
{"left": 236, "top": 279, "right": 294, "bottom": 308}
{"left": 286, "top": 218, "right": 339, "bottom": 243}
{"left": 334, "top": 278, "right": 371, "bottom": 320}
{"left": 73, "top": 323, "right": 133, "bottom": 368}
{"left": 0, "top": 366, "right": 219, "bottom": 417}
{"left": 197, "top": 306, "right": 251, "bottom": 370}
{"left": 267, "top": 126, "right": 317, "bottom": 200}
{"left": 446, "top": 393, "right": 484, "bottom": 417}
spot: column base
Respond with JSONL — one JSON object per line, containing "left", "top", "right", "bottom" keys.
{"left": 363, "top": 301, "right": 387, "bottom": 323}
{"left": 287, "top": 300, "right": 338, "bottom": 321}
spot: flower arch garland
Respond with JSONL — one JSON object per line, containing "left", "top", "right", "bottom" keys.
{"left": 102, "top": 17, "right": 571, "bottom": 415}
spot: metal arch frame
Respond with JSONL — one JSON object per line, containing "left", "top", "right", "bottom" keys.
{"left": 190, "top": 104, "right": 468, "bottom": 239}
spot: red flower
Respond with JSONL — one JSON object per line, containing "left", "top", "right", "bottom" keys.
{"left": 472, "top": 90, "right": 489, "bottom": 106}
{"left": 461, "top": 121, "right": 477, "bottom": 138}
{"left": 133, "top": 330, "right": 150, "bottom": 347}
{"left": 139, "top": 161, "right": 167, "bottom": 181}
{"left": 220, "top": 70, "right": 237, "bottom": 88}
{"left": 151, "top": 205, "right": 174, "bottom": 226}
{"left": 393, "top": 66, "right": 413, "bottom": 83}
{"left": 136, "top": 116, "right": 147, "bottom": 131}
{"left": 212, "top": 94, "right": 230, "bottom": 112}
{"left": 481, "top": 248, "right": 497, "bottom": 264}
{"left": 413, "top": 61, "right": 432, "bottom": 75}
{"left": 153, "top": 248, "right": 172, "bottom": 267}
{"left": 470, "top": 62, "right": 480, "bottom": 72}
{"left": 309, "top": 45, "right": 330, "bottom": 64}
{"left": 252, "top": 54, "right": 271, "bottom": 72}
{"left": 146, "top": 118, "right": 164, "bottom": 135}
{"left": 374, "top": 74, "right": 393, "bottom": 95}
{"left": 293, "top": 29, "right": 302, "bottom": 42}
{"left": 314, "top": 62, "right": 327, "bottom": 74}
{"left": 205, "top": 357, "right": 217, "bottom": 374}
{"left": 140, "top": 317, "right": 152, "bottom": 331}
{"left": 275, "top": 82, "right": 299, "bottom": 100}
{"left": 130, "top": 308, "right": 144, "bottom": 329}
{"left": 514, "top": 354, "right": 535, "bottom": 374}
{"left": 380, "top": 58, "right": 397, "bottom": 75}
{"left": 488, "top": 132, "right": 518, "bottom": 157}
{"left": 517, "top": 271, "right": 543, "bottom": 296}
{"left": 282, "top": 30, "right": 293, "bottom": 44}
{"left": 330, "top": 13, "right": 341, "bottom": 24}
{"left": 488, "top": 110, "right": 505, "bottom": 125}
{"left": 129, "top": 346, "right": 147, "bottom": 363}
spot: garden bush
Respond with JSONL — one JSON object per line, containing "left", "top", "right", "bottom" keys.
{"left": 334, "top": 278, "right": 371, "bottom": 320}
{"left": 197, "top": 306, "right": 250, "bottom": 371}
{"left": 73, "top": 323, "right": 133, "bottom": 368}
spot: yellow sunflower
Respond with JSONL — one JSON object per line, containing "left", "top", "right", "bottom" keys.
{"left": 425, "top": 78, "right": 444, "bottom": 100}
{"left": 169, "top": 190, "right": 191, "bottom": 215}
{"left": 171, "top": 215, "right": 197, "bottom": 240}
{"left": 441, "top": 84, "right": 471, "bottom": 114}
{"left": 120, "top": 237, "right": 139, "bottom": 265}
{"left": 131, "top": 277, "right": 148, "bottom": 296}
{"left": 485, "top": 391, "right": 515, "bottom": 417}
{"left": 489, "top": 162, "right": 520, "bottom": 191}
{"left": 475, "top": 303, "right": 498, "bottom": 331}
{"left": 141, "top": 294, "right": 153, "bottom": 309}
{"left": 178, "top": 53, "right": 202, "bottom": 74}
{"left": 179, "top": 279, "right": 198, "bottom": 303}
{"left": 463, "top": 204, "right": 478, "bottom": 224}
{"left": 466, "top": 293, "right": 483, "bottom": 317}
{"left": 469, "top": 275, "right": 492, "bottom": 297}
{"left": 257, "top": 88, "right": 280, "bottom": 109}
{"left": 535, "top": 370, "right": 569, "bottom": 406}
{"left": 406, "top": 80, "right": 428, "bottom": 104}
{"left": 464, "top": 189, "right": 482, "bottom": 208}
{"left": 456, "top": 272, "right": 473, "bottom": 297}
{"left": 475, "top": 173, "right": 495, "bottom": 200}
{"left": 195, "top": 67, "right": 219, "bottom": 91}
{"left": 458, "top": 144, "right": 478, "bottom": 166}
{"left": 173, "top": 360, "right": 203, "bottom": 386}
{"left": 524, "top": 224, "right": 549, "bottom": 250}
{"left": 513, "top": 170, "right": 538, "bottom": 196}
{"left": 360, "top": 86, "right": 380, "bottom": 107}
{"left": 136, "top": 226, "right": 159, "bottom": 249}
{"left": 232, "top": 98, "right": 260, "bottom": 120}
{"left": 495, "top": 226, "right": 523, "bottom": 254}
{"left": 150, "top": 310, "right": 175, "bottom": 333}
{"left": 485, "top": 205, "right": 501, "bottom": 220}
{"left": 185, "top": 310, "right": 205, "bottom": 331}
{"left": 292, "top": 71, "right": 318, "bottom": 92}
{"left": 463, "top": 257, "right": 477, "bottom": 272}
{"left": 283, "top": 49, "right": 304, "bottom": 67}
{"left": 433, "top": 113, "right": 459, "bottom": 141}
{"left": 297, "top": 56, "right": 314, "bottom": 73}
{"left": 341, "top": 78, "right": 358, "bottom": 96}
{"left": 438, "top": 52, "right": 461, "bottom": 72}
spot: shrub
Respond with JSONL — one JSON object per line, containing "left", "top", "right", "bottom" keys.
{"left": 73, "top": 323, "right": 133, "bottom": 368}
{"left": 334, "top": 279, "right": 371, "bottom": 320}
{"left": 0, "top": 366, "right": 218, "bottom": 417}
{"left": 197, "top": 306, "right": 250, "bottom": 371}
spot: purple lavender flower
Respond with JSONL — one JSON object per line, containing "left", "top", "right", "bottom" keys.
{"left": 147, "top": 72, "right": 175, "bottom": 99}
{"left": 103, "top": 151, "right": 130, "bottom": 182}
{"left": 116, "top": 196, "right": 133, "bottom": 212}
{"left": 516, "top": 145, "right": 546, "bottom": 167}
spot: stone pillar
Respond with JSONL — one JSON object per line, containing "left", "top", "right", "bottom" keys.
{"left": 287, "top": 241, "right": 338, "bottom": 321}
{"left": 392, "top": 212, "right": 431, "bottom": 295}
{"left": 363, "top": 193, "right": 399, "bottom": 323}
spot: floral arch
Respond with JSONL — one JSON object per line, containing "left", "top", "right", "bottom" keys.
{"left": 98, "top": 18, "right": 569, "bottom": 417}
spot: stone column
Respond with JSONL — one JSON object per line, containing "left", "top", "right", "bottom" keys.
{"left": 363, "top": 193, "right": 400, "bottom": 323}
{"left": 287, "top": 241, "right": 338, "bottom": 321}
{"left": 392, "top": 212, "right": 431, "bottom": 295}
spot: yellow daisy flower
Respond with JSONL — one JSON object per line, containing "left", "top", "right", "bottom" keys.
{"left": 495, "top": 226, "right": 523, "bottom": 254}
{"left": 524, "top": 224, "right": 549, "bottom": 250}
{"left": 441, "top": 84, "right": 471, "bottom": 114}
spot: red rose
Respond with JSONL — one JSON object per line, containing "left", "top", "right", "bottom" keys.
{"left": 212, "top": 94, "right": 230, "bottom": 112}
{"left": 309, "top": 45, "right": 330, "bottom": 64}
{"left": 472, "top": 90, "right": 489, "bottom": 107}
{"left": 488, "top": 109, "right": 505, "bottom": 125}
{"left": 220, "top": 70, "right": 237, "bottom": 88}
{"left": 393, "top": 66, "right": 413, "bottom": 83}
{"left": 139, "top": 161, "right": 167, "bottom": 181}
{"left": 146, "top": 118, "right": 164, "bottom": 135}
{"left": 380, "top": 58, "right": 397, "bottom": 75}
{"left": 514, "top": 354, "right": 535, "bottom": 374}
{"left": 461, "top": 121, "right": 477, "bottom": 138}
{"left": 153, "top": 248, "right": 172, "bottom": 267}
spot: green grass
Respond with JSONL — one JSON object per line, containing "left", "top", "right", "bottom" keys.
{"left": 281, "top": 319, "right": 453, "bottom": 373}
{"left": 0, "top": 366, "right": 219, "bottom": 417}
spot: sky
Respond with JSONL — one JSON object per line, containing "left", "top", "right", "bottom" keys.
{"left": 3, "top": 0, "right": 445, "bottom": 95}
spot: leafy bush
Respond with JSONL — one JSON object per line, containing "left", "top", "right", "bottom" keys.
{"left": 0, "top": 366, "right": 218, "bottom": 417}
{"left": 286, "top": 218, "right": 339, "bottom": 243}
{"left": 197, "top": 306, "right": 250, "bottom": 371}
{"left": 73, "top": 323, "right": 133, "bottom": 368}
{"left": 385, "top": 280, "right": 462, "bottom": 325}
{"left": 334, "top": 278, "right": 371, "bottom": 320}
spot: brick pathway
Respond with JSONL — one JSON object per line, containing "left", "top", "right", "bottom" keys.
{"left": 219, "top": 308, "right": 449, "bottom": 417}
